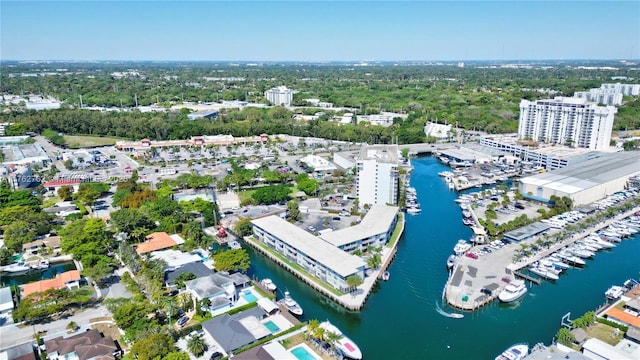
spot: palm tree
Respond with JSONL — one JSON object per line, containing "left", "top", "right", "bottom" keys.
{"left": 325, "top": 331, "right": 342, "bottom": 356}
{"left": 187, "top": 334, "right": 207, "bottom": 357}
{"left": 176, "top": 291, "right": 194, "bottom": 312}
{"left": 305, "top": 319, "right": 320, "bottom": 341}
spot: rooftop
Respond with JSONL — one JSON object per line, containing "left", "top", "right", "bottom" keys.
{"left": 251, "top": 216, "right": 366, "bottom": 278}
{"left": 135, "top": 232, "right": 179, "bottom": 254}
{"left": 503, "top": 222, "right": 551, "bottom": 242}
{"left": 201, "top": 307, "right": 268, "bottom": 353}
{"left": 320, "top": 205, "right": 398, "bottom": 247}
{"left": 520, "top": 152, "right": 640, "bottom": 195}
{"left": 357, "top": 145, "right": 398, "bottom": 164}
{"left": 21, "top": 270, "right": 81, "bottom": 298}
{"left": 44, "top": 329, "right": 118, "bottom": 360}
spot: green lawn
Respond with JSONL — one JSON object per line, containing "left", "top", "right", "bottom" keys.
{"left": 387, "top": 213, "right": 404, "bottom": 248}
{"left": 63, "top": 135, "right": 124, "bottom": 148}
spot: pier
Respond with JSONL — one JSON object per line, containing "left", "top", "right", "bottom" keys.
{"left": 242, "top": 214, "right": 405, "bottom": 311}
{"left": 514, "top": 271, "right": 542, "bottom": 285}
{"left": 445, "top": 204, "right": 640, "bottom": 311}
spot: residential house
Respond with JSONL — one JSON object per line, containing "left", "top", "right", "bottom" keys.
{"left": 45, "top": 329, "right": 121, "bottom": 360}
{"left": 21, "top": 270, "right": 81, "bottom": 298}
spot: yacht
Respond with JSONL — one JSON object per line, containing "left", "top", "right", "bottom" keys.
{"left": 453, "top": 240, "right": 471, "bottom": 255}
{"left": 498, "top": 280, "right": 528, "bottom": 303}
{"left": 31, "top": 259, "right": 50, "bottom": 270}
{"left": 545, "top": 256, "right": 570, "bottom": 270}
{"left": 320, "top": 321, "right": 362, "bottom": 360}
{"left": 462, "top": 208, "right": 472, "bottom": 218}
{"left": 556, "top": 252, "right": 585, "bottom": 266}
{"left": 604, "top": 286, "right": 626, "bottom": 300}
{"left": 2, "top": 261, "right": 31, "bottom": 274}
{"left": 280, "top": 291, "right": 303, "bottom": 317}
{"left": 406, "top": 207, "right": 421, "bottom": 214}
{"left": 495, "top": 343, "right": 529, "bottom": 360}
{"left": 260, "top": 278, "right": 277, "bottom": 292}
{"left": 529, "top": 265, "right": 559, "bottom": 281}
{"left": 447, "top": 254, "right": 459, "bottom": 270}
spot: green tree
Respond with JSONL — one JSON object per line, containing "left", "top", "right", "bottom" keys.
{"left": 366, "top": 253, "right": 382, "bottom": 269}
{"left": 57, "top": 186, "right": 74, "bottom": 201}
{"left": 297, "top": 178, "right": 319, "bottom": 196}
{"left": 234, "top": 217, "right": 253, "bottom": 237}
{"left": 212, "top": 249, "right": 250, "bottom": 272}
{"left": 346, "top": 275, "right": 363, "bottom": 292}
{"left": 251, "top": 185, "right": 290, "bottom": 204}
{"left": 130, "top": 333, "right": 175, "bottom": 360}
{"left": 556, "top": 327, "right": 575, "bottom": 346}
{"left": 187, "top": 334, "right": 208, "bottom": 357}
{"left": 165, "top": 352, "right": 190, "bottom": 360}
{"left": 286, "top": 199, "right": 300, "bottom": 221}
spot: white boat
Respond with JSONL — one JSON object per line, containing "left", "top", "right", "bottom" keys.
{"left": 545, "top": 256, "right": 570, "bottom": 270}
{"left": 448, "top": 182, "right": 455, "bottom": 190}
{"left": 281, "top": 291, "right": 303, "bottom": 316}
{"left": 556, "top": 252, "right": 585, "bottom": 266}
{"left": 605, "top": 286, "right": 625, "bottom": 300}
{"left": 260, "top": 278, "right": 277, "bottom": 292}
{"left": 31, "top": 259, "right": 50, "bottom": 270}
{"left": 496, "top": 343, "right": 529, "bottom": 360}
{"left": 529, "top": 266, "right": 559, "bottom": 281}
{"left": 2, "top": 261, "right": 31, "bottom": 274}
{"left": 453, "top": 240, "right": 471, "bottom": 255}
{"left": 382, "top": 271, "right": 390, "bottom": 281}
{"left": 498, "top": 280, "right": 528, "bottom": 303}
{"left": 406, "top": 207, "right": 421, "bottom": 214}
{"left": 320, "top": 321, "right": 362, "bottom": 360}
{"left": 447, "top": 254, "right": 459, "bottom": 270}
{"left": 462, "top": 209, "right": 472, "bottom": 218}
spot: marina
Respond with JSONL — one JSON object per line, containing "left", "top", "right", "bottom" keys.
{"left": 243, "top": 156, "right": 640, "bottom": 359}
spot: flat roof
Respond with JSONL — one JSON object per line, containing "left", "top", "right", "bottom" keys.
{"left": 320, "top": 205, "right": 398, "bottom": 247}
{"left": 503, "top": 222, "right": 550, "bottom": 242}
{"left": 439, "top": 147, "right": 490, "bottom": 162}
{"left": 251, "top": 216, "right": 366, "bottom": 278}
{"left": 0, "top": 286, "right": 13, "bottom": 310}
{"left": 520, "top": 152, "right": 640, "bottom": 195}
{"left": 357, "top": 145, "right": 398, "bottom": 164}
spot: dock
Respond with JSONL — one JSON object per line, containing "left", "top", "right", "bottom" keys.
{"left": 445, "top": 204, "right": 640, "bottom": 311}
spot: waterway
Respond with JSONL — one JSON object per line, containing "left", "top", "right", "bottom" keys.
{"left": 0, "top": 261, "right": 77, "bottom": 288}
{"left": 246, "top": 156, "right": 640, "bottom": 359}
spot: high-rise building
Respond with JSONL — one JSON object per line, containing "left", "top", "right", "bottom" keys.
{"left": 356, "top": 145, "right": 399, "bottom": 208}
{"left": 264, "top": 86, "right": 294, "bottom": 106}
{"left": 517, "top": 97, "right": 616, "bottom": 150}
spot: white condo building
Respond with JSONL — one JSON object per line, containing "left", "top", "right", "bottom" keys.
{"left": 356, "top": 145, "right": 399, "bottom": 208}
{"left": 264, "top": 86, "right": 294, "bottom": 106}
{"left": 517, "top": 97, "right": 617, "bottom": 150}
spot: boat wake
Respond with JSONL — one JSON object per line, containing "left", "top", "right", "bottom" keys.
{"left": 435, "top": 302, "right": 464, "bottom": 319}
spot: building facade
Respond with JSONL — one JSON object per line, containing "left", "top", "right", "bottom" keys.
{"left": 356, "top": 145, "right": 399, "bottom": 208}
{"left": 264, "top": 86, "right": 294, "bottom": 106}
{"left": 251, "top": 216, "right": 366, "bottom": 292}
{"left": 517, "top": 97, "right": 616, "bottom": 150}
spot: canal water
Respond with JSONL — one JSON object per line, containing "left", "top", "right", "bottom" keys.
{"left": 246, "top": 156, "right": 640, "bottom": 359}
{"left": 0, "top": 261, "right": 77, "bottom": 288}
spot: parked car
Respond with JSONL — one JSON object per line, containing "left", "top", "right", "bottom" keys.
{"left": 177, "top": 316, "right": 189, "bottom": 327}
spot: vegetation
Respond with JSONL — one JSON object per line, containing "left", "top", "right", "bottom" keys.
{"left": 212, "top": 249, "right": 251, "bottom": 272}
{"left": 556, "top": 327, "right": 576, "bottom": 346}
{"left": 251, "top": 185, "right": 291, "bottom": 204}
{"left": 13, "top": 287, "right": 94, "bottom": 323}
{"left": 234, "top": 217, "right": 253, "bottom": 237}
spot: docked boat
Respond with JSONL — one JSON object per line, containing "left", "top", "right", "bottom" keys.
{"left": 2, "top": 261, "right": 31, "bottom": 274}
{"left": 453, "top": 240, "right": 471, "bottom": 255}
{"left": 382, "top": 271, "right": 390, "bottom": 281}
{"left": 260, "top": 278, "right": 277, "bottom": 292}
{"left": 605, "top": 286, "right": 626, "bottom": 300}
{"left": 529, "top": 266, "right": 559, "bottom": 281}
{"left": 447, "top": 254, "right": 459, "bottom": 270}
{"left": 281, "top": 291, "right": 303, "bottom": 316}
{"left": 556, "top": 252, "right": 585, "bottom": 266}
{"left": 320, "top": 321, "right": 362, "bottom": 360}
{"left": 545, "top": 256, "right": 570, "bottom": 270}
{"left": 462, "top": 208, "right": 472, "bottom": 218}
{"left": 498, "top": 280, "right": 528, "bottom": 303}
{"left": 495, "top": 343, "right": 529, "bottom": 360}
{"left": 31, "top": 259, "right": 50, "bottom": 270}
{"left": 406, "top": 207, "right": 421, "bottom": 214}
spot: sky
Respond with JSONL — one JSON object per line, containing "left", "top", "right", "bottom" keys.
{"left": 1, "top": 1, "right": 639, "bottom": 61}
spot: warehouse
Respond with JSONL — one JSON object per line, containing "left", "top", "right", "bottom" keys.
{"left": 519, "top": 152, "right": 640, "bottom": 206}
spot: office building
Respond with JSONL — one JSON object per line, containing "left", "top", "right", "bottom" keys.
{"left": 517, "top": 97, "right": 616, "bottom": 150}
{"left": 264, "top": 86, "right": 294, "bottom": 107}
{"left": 356, "top": 145, "right": 399, "bottom": 208}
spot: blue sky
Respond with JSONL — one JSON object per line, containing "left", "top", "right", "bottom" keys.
{"left": 1, "top": 1, "right": 638, "bottom": 61}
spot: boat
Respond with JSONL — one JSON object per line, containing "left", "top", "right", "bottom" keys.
{"left": 382, "top": 271, "right": 390, "bottom": 281}
{"left": 319, "top": 321, "right": 362, "bottom": 360}
{"left": 556, "top": 252, "right": 585, "bottom": 266}
{"left": 228, "top": 240, "right": 242, "bottom": 249}
{"left": 281, "top": 291, "right": 303, "bottom": 316}
{"left": 462, "top": 208, "right": 472, "bottom": 218}
{"left": 2, "top": 261, "right": 31, "bottom": 274}
{"left": 498, "top": 280, "right": 528, "bottom": 303}
{"left": 605, "top": 286, "right": 626, "bottom": 300}
{"left": 447, "top": 254, "right": 459, "bottom": 270}
{"left": 406, "top": 207, "right": 421, "bottom": 214}
{"left": 260, "top": 278, "right": 277, "bottom": 292}
{"left": 529, "top": 266, "right": 559, "bottom": 281}
{"left": 31, "top": 259, "right": 50, "bottom": 270}
{"left": 453, "top": 240, "right": 471, "bottom": 255}
{"left": 495, "top": 343, "right": 529, "bottom": 360}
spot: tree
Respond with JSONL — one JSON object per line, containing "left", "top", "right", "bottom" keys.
{"left": 366, "top": 253, "right": 382, "bottom": 269}
{"left": 400, "top": 147, "right": 410, "bottom": 159}
{"left": 165, "top": 352, "right": 190, "bottom": 360}
{"left": 346, "top": 275, "right": 363, "bottom": 292}
{"left": 57, "top": 186, "right": 74, "bottom": 201}
{"left": 212, "top": 249, "right": 250, "bottom": 272}
{"left": 234, "top": 217, "right": 253, "bottom": 237}
{"left": 287, "top": 199, "right": 300, "bottom": 221}
{"left": 187, "top": 334, "right": 208, "bottom": 357}
{"left": 174, "top": 272, "right": 196, "bottom": 289}
{"left": 64, "top": 159, "right": 74, "bottom": 170}
{"left": 251, "top": 185, "right": 290, "bottom": 204}
{"left": 556, "top": 327, "right": 575, "bottom": 346}
{"left": 297, "top": 178, "right": 319, "bottom": 196}
{"left": 130, "top": 333, "right": 175, "bottom": 360}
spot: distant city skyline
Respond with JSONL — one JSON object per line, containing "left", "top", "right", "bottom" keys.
{"left": 1, "top": 1, "right": 638, "bottom": 61}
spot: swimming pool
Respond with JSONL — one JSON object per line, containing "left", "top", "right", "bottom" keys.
{"left": 290, "top": 345, "right": 318, "bottom": 360}
{"left": 263, "top": 320, "right": 280, "bottom": 333}
{"left": 242, "top": 290, "right": 258, "bottom": 303}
